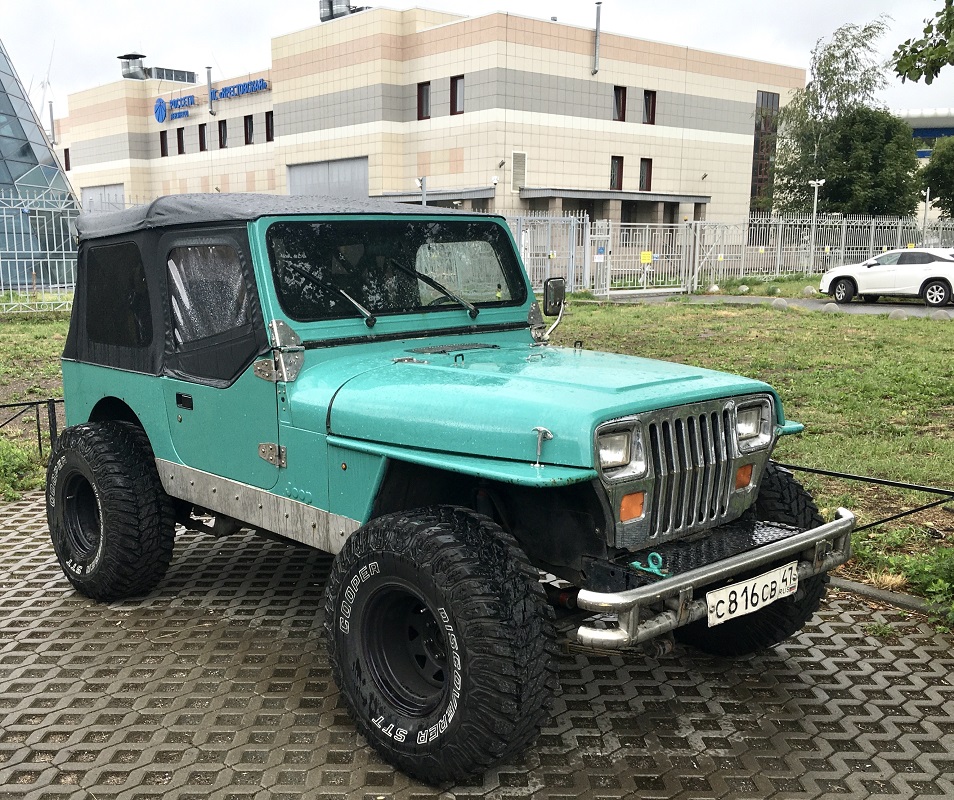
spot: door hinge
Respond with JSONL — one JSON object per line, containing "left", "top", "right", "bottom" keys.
{"left": 258, "top": 442, "right": 287, "bottom": 468}
{"left": 254, "top": 358, "right": 277, "bottom": 382}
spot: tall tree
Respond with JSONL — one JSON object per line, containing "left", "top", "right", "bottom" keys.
{"left": 823, "top": 107, "right": 920, "bottom": 216}
{"left": 921, "top": 136, "right": 954, "bottom": 217}
{"left": 773, "top": 18, "right": 890, "bottom": 212}
{"left": 894, "top": 0, "right": 954, "bottom": 84}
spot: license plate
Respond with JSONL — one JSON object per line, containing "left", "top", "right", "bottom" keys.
{"left": 706, "top": 562, "right": 799, "bottom": 627}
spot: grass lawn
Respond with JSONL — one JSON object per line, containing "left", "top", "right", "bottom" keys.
{"left": 2, "top": 303, "right": 953, "bottom": 620}
{"left": 0, "top": 312, "right": 69, "bottom": 498}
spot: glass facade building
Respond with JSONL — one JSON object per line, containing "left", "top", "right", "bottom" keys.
{"left": 0, "top": 39, "right": 73, "bottom": 203}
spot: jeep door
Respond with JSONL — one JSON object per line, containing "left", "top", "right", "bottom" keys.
{"left": 159, "top": 231, "right": 280, "bottom": 490}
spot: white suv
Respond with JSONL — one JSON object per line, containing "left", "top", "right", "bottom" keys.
{"left": 819, "top": 248, "right": 954, "bottom": 307}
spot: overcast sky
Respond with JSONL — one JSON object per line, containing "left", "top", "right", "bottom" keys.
{"left": 4, "top": 0, "right": 954, "bottom": 120}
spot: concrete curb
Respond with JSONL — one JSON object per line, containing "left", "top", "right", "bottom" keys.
{"left": 829, "top": 576, "right": 933, "bottom": 614}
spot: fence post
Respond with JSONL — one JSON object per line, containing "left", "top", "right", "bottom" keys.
{"left": 47, "top": 399, "right": 59, "bottom": 452}
{"left": 774, "top": 219, "right": 782, "bottom": 276}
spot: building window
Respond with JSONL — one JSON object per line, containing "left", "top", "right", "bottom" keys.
{"left": 613, "top": 86, "right": 627, "bottom": 121}
{"left": 159, "top": 129, "right": 168, "bottom": 157}
{"left": 751, "top": 90, "right": 780, "bottom": 208}
{"left": 450, "top": 75, "right": 464, "bottom": 115}
{"left": 417, "top": 82, "right": 431, "bottom": 120}
{"left": 265, "top": 110, "right": 274, "bottom": 142}
{"left": 610, "top": 156, "right": 623, "bottom": 190}
{"left": 176, "top": 127, "right": 185, "bottom": 155}
{"left": 218, "top": 119, "right": 228, "bottom": 148}
{"left": 643, "top": 90, "right": 657, "bottom": 125}
{"left": 63, "top": 148, "right": 70, "bottom": 171}
{"left": 199, "top": 123, "right": 208, "bottom": 152}
{"left": 639, "top": 158, "right": 653, "bottom": 191}
{"left": 244, "top": 115, "right": 254, "bottom": 145}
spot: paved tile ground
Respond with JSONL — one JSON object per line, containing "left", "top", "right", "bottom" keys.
{"left": 2, "top": 492, "right": 953, "bottom": 800}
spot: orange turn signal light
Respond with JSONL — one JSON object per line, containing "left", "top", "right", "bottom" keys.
{"left": 735, "top": 464, "right": 754, "bottom": 489}
{"left": 620, "top": 491, "right": 645, "bottom": 522}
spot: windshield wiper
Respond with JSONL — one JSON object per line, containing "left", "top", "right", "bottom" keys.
{"left": 285, "top": 262, "right": 376, "bottom": 328}
{"left": 389, "top": 260, "right": 479, "bottom": 319}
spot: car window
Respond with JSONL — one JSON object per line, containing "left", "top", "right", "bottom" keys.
{"left": 167, "top": 244, "right": 251, "bottom": 348}
{"left": 266, "top": 218, "right": 526, "bottom": 323}
{"left": 898, "top": 252, "right": 933, "bottom": 265}
{"left": 874, "top": 253, "right": 902, "bottom": 266}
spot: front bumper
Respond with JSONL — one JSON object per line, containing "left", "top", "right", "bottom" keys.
{"left": 575, "top": 507, "right": 855, "bottom": 649}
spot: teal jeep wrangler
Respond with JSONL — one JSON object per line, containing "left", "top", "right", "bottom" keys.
{"left": 48, "top": 194, "right": 854, "bottom": 782}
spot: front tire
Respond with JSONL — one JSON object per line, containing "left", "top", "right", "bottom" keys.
{"left": 674, "top": 463, "right": 828, "bottom": 657}
{"left": 46, "top": 422, "right": 175, "bottom": 601}
{"left": 923, "top": 279, "right": 951, "bottom": 307}
{"left": 832, "top": 278, "right": 855, "bottom": 304}
{"left": 325, "top": 506, "right": 557, "bottom": 784}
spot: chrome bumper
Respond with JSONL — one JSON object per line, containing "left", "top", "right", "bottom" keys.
{"left": 575, "top": 508, "right": 855, "bottom": 649}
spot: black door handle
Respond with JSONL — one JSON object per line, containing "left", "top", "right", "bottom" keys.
{"left": 175, "top": 393, "right": 194, "bottom": 410}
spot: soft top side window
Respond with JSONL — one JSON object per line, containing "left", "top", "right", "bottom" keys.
{"left": 86, "top": 241, "right": 152, "bottom": 348}
{"left": 167, "top": 244, "right": 250, "bottom": 348}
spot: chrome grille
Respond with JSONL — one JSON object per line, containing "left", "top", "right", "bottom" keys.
{"left": 646, "top": 406, "right": 735, "bottom": 540}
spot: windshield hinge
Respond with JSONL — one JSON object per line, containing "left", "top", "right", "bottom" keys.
{"left": 258, "top": 442, "right": 287, "bottom": 468}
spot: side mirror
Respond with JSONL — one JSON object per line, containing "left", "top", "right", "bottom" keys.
{"left": 542, "top": 277, "right": 566, "bottom": 316}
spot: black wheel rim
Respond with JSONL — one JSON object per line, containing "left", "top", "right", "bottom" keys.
{"left": 362, "top": 583, "right": 450, "bottom": 717}
{"left": 63, "top": 471, "right": 101, "bottom": 564}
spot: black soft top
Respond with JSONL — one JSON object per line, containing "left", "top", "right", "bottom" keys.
{"left": 75, "top": 192, "right": 472, "bottom": 241}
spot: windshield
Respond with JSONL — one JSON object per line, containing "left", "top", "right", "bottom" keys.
{"left": 265, "top": 218, "right": 527, "bottom": 323}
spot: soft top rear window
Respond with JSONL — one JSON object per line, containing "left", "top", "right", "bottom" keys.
{"left": 265, "top": 218, "right": 526, "bottom": 323}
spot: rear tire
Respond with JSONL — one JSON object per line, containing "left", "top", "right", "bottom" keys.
{"left": 46, "top": 422, "right": 175, "bottom": 601}
{"left": 923, "top": 279, "right": 951, "bottom": 307}
{"left": 860, "top": 294, "right": 880, "bottom": 303}
{"left": 325, "top": 506, "right": 558, "bottom": 784}
{"left": 673, "top": 463, "right": 828, "bottom": 657}
{"left": 832, "top": 278, "right": 855, "bottom": 304}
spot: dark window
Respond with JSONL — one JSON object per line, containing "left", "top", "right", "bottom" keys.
{"left": 86, "top": 242, "right": 152, "bottom": 348}
{"left": 613, "top": 86, "right": 626, "bottom": 121}
{"left": 176, "top": 127, "right": 185, "bottom": 155}
{"left": 266, "top": 219, "right": 526, "bottom": 323}
{"left": 265, "top": 110, "right": 274, "bottom": 142}
{"left": 898, "top": 252, "right": 934, "bottom": 265}
{"left": 417, "top": 82, "right": 431, "bottom": 120}
{"left": 750, "top": 90, "right": 780, "bottom": 206}
{"left": 167, "top": 244, "right": 251, "bottom": 347}
{"left": 63, "top": 148, "right": 70, "bottom": 171}
{"left": 643, "top": 90, "right": 656, "bottom": 125}
{"left": 639, "top": 158, "right": 652, "bottom": 191}
{"left": 218, "top": 119, "right": 227, "bottom": 148}
{"left": 450, "top": 75, "right": 464, "bottom": 115}
{"left": 198, "top": 123, "right": 207, "bottom": 152}
{"left": 610, "top": 156, "right": 623, "bottom": 190}
{"left": 244, "top": 114, "right": 253, "bottom": 145}
{"left": 159, "top": 129, "right": 168, "bottom": 157}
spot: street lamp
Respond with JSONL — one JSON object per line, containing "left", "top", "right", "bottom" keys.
{"left": 416, "top": 176, "right": 427, "bottom": 206}
{"left": 808, "top": 178, "right": 825, "bottom": 273}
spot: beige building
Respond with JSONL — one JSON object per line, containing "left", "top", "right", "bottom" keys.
{"left": 54, "top": 7, "right": 804, "bottom": 221}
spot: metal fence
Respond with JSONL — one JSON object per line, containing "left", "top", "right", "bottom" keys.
{"left": 511, "top": 213, "right": 954, "bottom": 296}
{"left": 0, "top": 190, "right": 78, "bottom": 313}
{"left": 0, "top": 398, "right": 63, "bottom": 456}
{"left": 4, "top": 193, "right": 954, "bottom": 311}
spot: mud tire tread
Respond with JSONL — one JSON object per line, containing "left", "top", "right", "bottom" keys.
{"left": 46, "top": 421, "right": 175, "bottom": 601}
{"left": 324, "top": 505, "right": 558, "bottom": 784}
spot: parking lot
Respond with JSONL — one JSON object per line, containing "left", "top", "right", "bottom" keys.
{"left": 2, "top": 492, "right": 953, "bottom": 800}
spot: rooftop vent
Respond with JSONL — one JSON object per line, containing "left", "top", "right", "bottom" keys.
{"left": 319, "top": 1, "right": 370, "bottom": 22}
{"left": 117, "top": 53, "right": 195, "bottom": 84}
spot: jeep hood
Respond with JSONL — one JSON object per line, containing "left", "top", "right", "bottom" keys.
{"left": 323, "top": 344, "right": 776, "bottom": 468}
